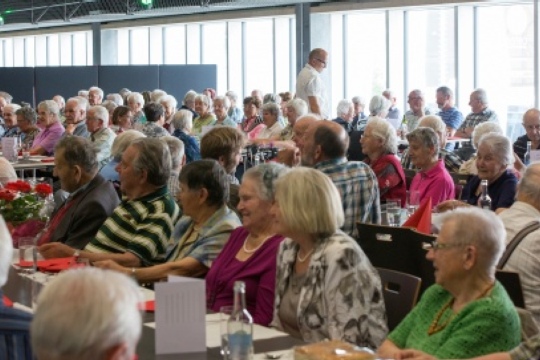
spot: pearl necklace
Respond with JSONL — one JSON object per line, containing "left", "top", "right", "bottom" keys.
{"left": 296, "top": 248, "right": 314, "bottom": 262}
{"left": 242, "top": 235, "right": 271, "bottom": 254}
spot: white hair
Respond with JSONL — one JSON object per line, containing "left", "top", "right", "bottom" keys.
{"left": 225, "top": 90, "right": 238, "bottom": 103}
{"left": 287, "top": 99, "right": 308, "bottom": 117}
{"left": 183, "top": 90, "right": 197, "bottom": 105}
{"left": 0, "top": 217, "right": 13, "bottom": 287}
{"left": 106, "top": 93, "right": 124, "bottom": 106}
{"left": 111, "top": 130, "right": 146, "bottom": 159}
{"left": 161, "top": 136, "right": 185, "bottom": 169}
{"left": 472, "top": 88, "right": 489, "bottom": 105}
{"left": 89, "top": 105, "right": 110, "bottom": 127}
{"left": 68, "top": 96, "right": 88, "bottom": 111}
{"left": 366, "top": 116, "right": 398, "bottom": 154}
{"left": 127, "top": 92, "right": 144, "bottom": 107}
{"left": 369, "top": 95, "right": 391, "bottom": 117}
{"left": 418, "top": 115, "right": 446, "bottom": 135}
{"left": 472, "top": 122, "right": 503, "bottom": 149}
{"left": 172, "top": 109, "right": 193, "bottom": 131}
{"left": 160, "top": 94, "right": 178, "bottom": 110}
{"left": 351, "top": 96, "right": 365, "bottom": 106}
{"left": 195, "top": 94, "right": 212, "bottom": 108}
{"left": 151, "top": 89, "right": 167, "bottom": 102}
{"left": 38, "top": 100, "right": 60, "bottom": 117}
{"left": 88, "top": 86, "right": 103, "bottom": 99}
{"left": 4, "top": 103, "right": 21, "bottom": 113}
{"left": 214, "top": 95, "right": 231, "bottom": 109}
{"left": 478, "top": 132, "right": 513, "bottom": 166}
{"left": 336, "top": 99, "right": 353, "bottom": 117}
{"left": 31, "top": 268, "right": 142, "bottom": 360}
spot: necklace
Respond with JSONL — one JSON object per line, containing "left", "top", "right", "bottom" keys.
{"left": 242, "top": 234, "right": 271, "bottom": 254}
{"left": 427, "top": 282, "right": 495, "bottom": 336}
{"left": 296, "top": 248, "right": 314, "bottom": 262}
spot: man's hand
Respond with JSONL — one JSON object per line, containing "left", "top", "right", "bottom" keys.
{"left": 93, "top": 260, "right": 130, "bottom": 275}
{"left": 39, "top": 243, "right": 76, "bottom": 259}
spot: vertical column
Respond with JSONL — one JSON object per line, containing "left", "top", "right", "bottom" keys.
{"left": 92, "top": 22, "right": 101, "bottom": 66}
{"left": 295, "top": 3, "right": 310, "bottom": 76}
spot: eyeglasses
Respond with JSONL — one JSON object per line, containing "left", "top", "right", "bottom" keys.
{"left": 315, "top": 58, "right": 327, "bottom": 68}
{"left": 423, "top": 241, "right": 466, "bottom": 251}
{"left": 524, "top": 124, "right": 540, "bottom": 131}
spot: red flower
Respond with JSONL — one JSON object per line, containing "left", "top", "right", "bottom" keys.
{"left": 34, "top": 183, "right": 53, "bottom": 196}
{"left": 0, "top": 189, "right": 17, "bottom": 201}
{"left": 5, "top": 180, "right": 32, "bottom": 193}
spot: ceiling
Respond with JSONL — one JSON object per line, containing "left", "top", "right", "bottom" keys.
{"left": 0, "top": 0, "right": 333, "bottom": 32}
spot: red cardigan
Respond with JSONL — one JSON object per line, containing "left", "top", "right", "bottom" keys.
{"left": 364, "top": 153, "right": 407, "bottom": 207}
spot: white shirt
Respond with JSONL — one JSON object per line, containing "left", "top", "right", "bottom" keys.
{"left": 295, "top": 63, "right": 328, "bottom": 118}
{"left": 257, "top": 121, "right": 284, "bottom": 140}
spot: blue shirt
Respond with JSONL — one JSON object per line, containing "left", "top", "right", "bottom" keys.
{"left": 438, "top": 107, "right": 463, "bottom": 130}
{"left": 461, "top": 170, "right": 517, "bottom": 210}
{"left": 0, "top": 291, "right": 33, "bottom": 360}
{"left": 172, "top": 129, "right": 201, "bottom": 163}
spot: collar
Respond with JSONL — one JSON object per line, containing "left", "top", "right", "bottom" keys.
{"left": 128, "top": 186, "right": 169, "bottom": 203}
{"left": 92, "top": 127, "right": 108, "bottom": 136}
{"left": 511, "top": 201, "right": 540, "bottom": 217}
{"left": 419, "top": 159, "right": 445, "bottom": 178}
{"left": 305, "top": 63, "right": 318, "bottom": 72}
{"left": 66, "top": 175, "right": 96, "bottom": 202}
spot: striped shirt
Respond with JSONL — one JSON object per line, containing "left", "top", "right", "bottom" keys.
{"left": 314, "top": 158, "right": 381, "bottom": 238}
{"left": 458, "top": 107, "right": 498, "bottom": 131}
{"left": 401, "top": 148, "right": 463, "bottom": 173}
{"left": 0, "top": 294, "right": 33, "bottom": 360}
{"left": 510, "top": 334, "right": 540, "bottom": 360}
{"left": 85, "top": 186, "right": 180, "bottom": 266}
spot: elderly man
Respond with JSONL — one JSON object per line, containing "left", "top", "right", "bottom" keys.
{"left": 404, "top": 89, "right": 432, "bottom": 131}
{"left": 38, "top": 136, "right": 119, "bottom": 249}
{"left": 0, "top": 218, "right": 33, "bottom": 358}
{"left": 88, "top": 86, "right": 104, "bottom": 106}
{"left": 86, "top": 105, "right": 116, "bottom": 168}
{"left": 31, "top": 267, "right": 141, "bottom": 360}
{"left": 64, "top": 96, "right": 89, "bottom": 137}
{"left": 296, "top": 48, "right": 329, "bottom": 117}
{"left": 383, "top": 89, "right": 401, "bottom": 122}
{"left": 333, "top": 99, "right": 355, "bottom": 133}
{"left": 30, "top": 100, "right": 65, "bottom": 155}
{"left": 436, "top": 86, "right": 463, "bottom": 136}
{"left": 301, "top": 121, "right": 380, "bottom": 237}
{"left": 514, "top": 108, "right": 540, "bottom": 162}
{"left": 455, "top": 88, "right": 498, "bottom": 138}
{"left": 351, "top": 95, "right": 367, "bottom": 131}
{"left": 39, "top": 138, "right": 181, "bottom": 266}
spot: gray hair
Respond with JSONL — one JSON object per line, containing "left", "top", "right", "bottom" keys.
{"left": 351, "top": 96, "right": 365, "bottom": 106}
{"left": 55, "top": 136, "right": 99, "bottom": 174}
{"left": 88, "top": 86, "right": 104, "bottom": 99}
{"left": 195, "top": 94, "right": 212, "bottom": 108}
{"left": 127, "top": 92, "right": 144, "bottom": 107}
{"left": 477, "top": 132, "right": 513, "bottom": 166}
{"left": 214, "top": 95, "right": 231, "bottom": 109}
{"left": 263, "top": 93, "right": 279, "bottom": 104}
{"left": 406, "top": 127, "right": 439, "bottom": 150}
{"left": 111, "top": 130, "right": 146, "bottom": 160}
{"left": 131, "top": 138, "right": 171, "bottom": 187}
{"left": 0, "top": 91, "right": 13, "bottom": 103}
{"left": 68, "top": 96, "right": 88, "bottom": 111}
{"left": 4, "top": 103, "right": 21, "bottom": 113}
{"left": 172, "top": 110, "right": 193, "bottom": 131}
{"left": 106, "top": 93, "right": 124, "bottom": 106}
{"left": 225, "top": 90, "right": 238, "bottom": 103}
{"left": 101, "top": 100, "right": 118, "bottom": 114}
{"left": 0, "top": 217, "right": 12, "bottom": 286}
{"left": 336, "top": 99, "right": 353, "bottom": 117}
{"left": 518, "top": 163, "right": 540, "bottom": 210}
{"left": 437, "top": 86, "right": 454, "bottom": 98}
{"left": 161, "top": 136, "right": 185, "bottom": 170}
{"left": 261, "top": 102, "right": 280, "bottom": 117}
{"left": 369, "top": 95, "right": 391, "bottom": 117}
{"left": 418, "top": 115, "right": 446, "bottom": 135}
{"left": 38, "top": 100, "right": 60, "bottom": 117}
{"left": 243, "top": 163, "right": 289, "bottom": 202}
{"left": 183, "top": 90, "right": 197, "bottom": 105}
{"left": 31, "top": 268, "right": 142, "bottom": 360}
{"left": 160, "top": 94, "right": 178, "bottom": 110}
{"left": 472, "top": 122, "right": 503, "bottom": 149}
{"left": 88, "top": 105, "right": 110, "bottom": 127}
{"left": 287, "top": 99, "right": 308, "bottom": 117}
{"left": 472, "top": 88, "right": 488, "bottom": 105}
{"left": 408, "top": 89, "right": 425, "bottom": 100}
{"left": 78, "top": 90, "right": 89, "bottom": 98}
{"left": 366, "top": 117, "right": 398, "bottom": 154}
{"left": 438, "top": 207, "right": 505, "bottom": 276}
{"left": 15, "top": 106, "right": 37, "bottom": 125}
{"left": 151, "top": 89, "right": 167, "bottom": 102}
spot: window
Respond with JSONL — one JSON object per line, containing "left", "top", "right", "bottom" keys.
{"left": 130, "top": 28, "right": 149, "bottom": 65}
{"left": 202, "top": 22, "right": 227, "bottom": 93}
{"left": 163, "top": 25, "right": 186, "bottom": 64}
{"left": 244, "top": 19, "right": 274, "bottom": 95}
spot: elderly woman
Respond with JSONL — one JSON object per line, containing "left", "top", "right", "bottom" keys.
{"left": 333, "top": 99, "right": 355, "bottom": 133}
{"left": 459, "top": 122, "right": 503, "bottom": 175}
{"left": 407, "top": 127, "right": 454, "bottom": 207}
{"left": 280, "top": 98, "right": 308, "bottom": 141}
{"left": 127, "top": 92, "right": 146, "bottom": 127}
{"left": 402, "top": 115, "right": 463, "bottom": 173}
{"left": 141, "top": 102, "right": 169, "bottom": 138}
{"left": 270, "top": 167, "right": 387, "bottom": 347}
{"left": 111, "top": 106, "right": 133, "bottom": 134}
{"left": 100, "top": 100, "right": 118, "bottom": 121}
{"left": 95, "top": 159, "right": 241, "bottom": 280}
{"left": 191, "top": 94, "right": 216, "bottom": 138}
{"left": 361, "top": 117, "right": 406, "bottom": 207}
{"left": 438, "top": 133, "right": 517, "bottom": 213}
{"left": 225, "top": 90, "right": 243, "bottom": 124}
{"left": 2, "top": 104, "right": 21, "bottom": 138}
{"left": 15, "top": 107, "right": 40, "bottom": 148}
{"left": 367, "top": 95, "right": 391, "bottom": 128}
{"left": 213, "top": 96, "right": 238, "bottom": 128}
{"left": 253, "top": 102, "right": 284, "bottom": 141}
{"left": 206, "top": 163, "right": 287, "bottom": 326}
{"left": 172, "top": 110, "right": 201, "bottom": 163}
{"left": 378, "top": 207, "right": 521, "bottom": 359}
{"left": 100, "top": 130, "right": 146, "bottom": 183}
{"left": 180, "top": 90, "right": 198, "bottom": 118}
{"left": 30, "top": 100, "right": 65, "bottom": 155}
{"left": 159, "top": 94, "right": 177, "bottom": 133}
{"left": 240, "top": 96, "right": 264, "bottom": 138}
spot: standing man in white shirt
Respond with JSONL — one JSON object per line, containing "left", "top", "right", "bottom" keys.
{"left": 296, "top": 48, "right": 329, "bottom": 118}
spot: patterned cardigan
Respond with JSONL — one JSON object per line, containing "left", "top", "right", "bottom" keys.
{"left": 270, "top": 231, "right": 388, "bottom": 349}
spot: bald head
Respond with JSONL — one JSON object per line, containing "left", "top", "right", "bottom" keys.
{"left": 518, "top": 162, "right": 540, "bottom": 209}
{"left": 523, "top": 108, "right": 540, "bottom": 143}
{"left": 293, "top": 114, "right": 321, "bottom": 148}
{"left": 302, "top": 120, "right": 349, "bottom": 166}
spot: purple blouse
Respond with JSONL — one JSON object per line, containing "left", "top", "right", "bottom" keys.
{"left": 205, "top": 227, "right": 284, "bottom": 326}
{"left": 32, "top": 121, "right": 65, "bottom": 155}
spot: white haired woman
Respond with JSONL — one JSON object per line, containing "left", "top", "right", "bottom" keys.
{"left": 361, "top": 117, "right": 406, "bottom": 207}
{"left": 378, "top": 207, "right": 520, "bottom": 359}
{"left": 226, "top": 90, "right": 243, "bottom": 124}
{"left": 213, "top": 96, "right": 238, "bottom": 128}
{"left": 159, "top": 94, "right": 178, "bottom": 133}
{"left": 270, "top": 167, "right": 388, "bottom": 347}
{"left": 172, "top": 110, "right": 201, "bottom": 163}
{"left": 367, "top": 95, "right": 391, "bottom": 126}
{"left": 437, "top": 133, "right": 517, "bottom": 213}
{"left": 253, "top": 102, "right": 284, "bottom": 141}
{"left": 332, "top": 99, "right": 355, "bottom": 133}
{"left": 192, "top": 94, "right": 216, "bottom": 139}
{"left": 458, "top": 121, "right": 504, "bottom": 175}
{"left": 2, "top": 103, "right": 21, "bottom": 138}
{"left": 127, "top": 92, "right": 146, "bottom": 127}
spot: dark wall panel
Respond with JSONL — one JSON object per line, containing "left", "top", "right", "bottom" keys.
{"left": 159, "top": 65, "right": 217, "bottom": 104}
{"left": 0, "top": 68, "right": 35, "bottom": 105}
{"left": 98, "top": 65, "right": 160, "bottom": 96}
{"left": 35, "top": 66, "right": 98, "bottom": 104}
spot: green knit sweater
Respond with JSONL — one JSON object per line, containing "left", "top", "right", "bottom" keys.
{"left": 388, "top": 282, "right": 521, "bottom": 358}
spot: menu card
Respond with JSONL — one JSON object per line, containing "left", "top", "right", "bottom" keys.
{"left": 154, "top": 275, "right": 206, "bottom": 354}
{"left": 2, "top": 137, "right": 18, "bottom": 162}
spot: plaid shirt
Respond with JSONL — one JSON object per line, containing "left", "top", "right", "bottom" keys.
{"left": 401, "top": 148, "right": 463, "bottom": 173}
{"left": 314, "top": 158, "right": 381, "bottom": 238}
{"left": 458, "top": 107, "right": 498, "bottom": 131}
{"left": 510, "top": 334, "right": 540, "bottom": 360}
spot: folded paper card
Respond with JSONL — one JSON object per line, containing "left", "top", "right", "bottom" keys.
{"left": 18, "top": 257, "right": 77, "bottom": 272}
{"left": 402, "top": 197, "right": 432, "bottom": 234}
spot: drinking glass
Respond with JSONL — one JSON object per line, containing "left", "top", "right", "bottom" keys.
{"left": 18, "top": 237, "right": 38, "bottom": 274}
{"left": 220, "top": 305, "right": 234, "bottom": 359}
{"left": 385, "top": 199, "right": 401, "bottom": 227}
{"left": 407, "top": 190, "right": 420, "bottom": 217}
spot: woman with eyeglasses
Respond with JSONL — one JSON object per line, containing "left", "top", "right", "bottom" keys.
{"left": 378, "top": 207, "right": 520, "bottom": 359}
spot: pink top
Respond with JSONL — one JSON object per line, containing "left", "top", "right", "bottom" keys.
{"left": 32, "top": 121, "right": 65, "bottom": 155}
{"left": 205, "top": 227, "right": 284, "bottom": 326}
{"left": 410, "top": 159, "right": 455, "bottom": 207}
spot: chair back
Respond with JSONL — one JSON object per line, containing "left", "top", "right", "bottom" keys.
{"left": 495, "top": 269, "right": 525, "bottom": 308}
{"left": 403, "top": 169, "right": 416, "bottom": 190}
{"left": 377, "top": 267, "right": 421, "bottom": 331}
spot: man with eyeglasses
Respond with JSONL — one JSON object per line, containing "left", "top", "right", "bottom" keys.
{"left": 514, "top": 108, "right": 540, "bottom": 162}
{"left": 296, "top": 48, "right": 329, "bottom": 118}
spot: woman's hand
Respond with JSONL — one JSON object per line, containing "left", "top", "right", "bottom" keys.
{"left": 394, "top": 349, "right": 437, "bottom": 360}
{"left": 39, "top": 243, "right": 76, "bottom": 259}
{"left": 93, "top": 260, "right": 130, "bottom": 275}
{"left": 435, "top": 200, "right": 469, "bottom": 213}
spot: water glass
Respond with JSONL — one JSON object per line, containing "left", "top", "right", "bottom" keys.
{"left": 407, "top": 190, "right": 420, "bottom": 216}
{"left": 385, "top": 199, "right": 401, "bottom": 227}
{"left": 18, "top": 237, "right": 37, "bottom": 274}
{"left": 220, "top": 305, "right": 233, "bottom": 359}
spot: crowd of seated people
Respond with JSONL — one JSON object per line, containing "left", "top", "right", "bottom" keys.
{"left": 1, "top": 77, "right": 539, "bottom": 360}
